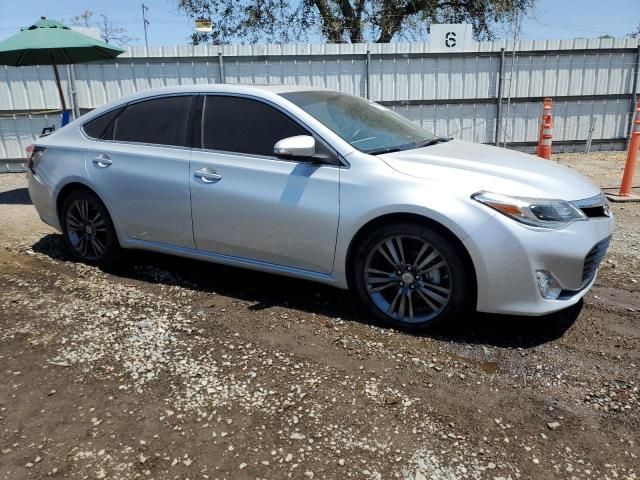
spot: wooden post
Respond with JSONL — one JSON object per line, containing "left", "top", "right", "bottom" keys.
{"left": 49, "top": 50, "right": 67, "bottom": 111}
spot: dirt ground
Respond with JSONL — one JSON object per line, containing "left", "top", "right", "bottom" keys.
{"left": 0, "top": 152, "right": 638, "bottom": 480}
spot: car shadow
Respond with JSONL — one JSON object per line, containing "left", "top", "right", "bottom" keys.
{"left": 432, "top": 302, "right": 582, "bottom": 349}
{"left": 0, "top": 187, "right": 32, "bottom": 205}
{"left": 32, "top": 233, "right": 580, "bottom": 349}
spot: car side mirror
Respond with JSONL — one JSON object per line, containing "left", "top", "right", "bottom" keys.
{"left": 273, "top": 135, "right": 316, "bottom": 161}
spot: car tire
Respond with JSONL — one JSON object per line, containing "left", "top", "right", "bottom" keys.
{"left": 352, "top": 223, "right": 472, "bottom": 331}
{"left": 60, "top": 189, "right": 119, "bottom": 267}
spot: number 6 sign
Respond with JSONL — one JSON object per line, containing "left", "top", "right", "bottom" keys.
{"left": 430, "top": 24, "right": 473, "bottom": 52}
{"left": 445, "top": 31, "right": 457, "bottom": 48}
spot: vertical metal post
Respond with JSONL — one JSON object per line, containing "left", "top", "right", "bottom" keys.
{"left": 67, "top": 64, "right": 80, "bottom": 120}
{"left": 365, "top": 48, "right": 371, "bottom": 100}
{"left": 218, "top": 51, "right": 225, "bottom": 84}
{"left": 626, "top": 45, "right": 640, "bottom": 150}
{"left": 142, "top": 3, "right": 150, "bottom": 50}
{"left": 495, "top": 48, "right": 506, "bottom": 146}
{"left": 585, "top": 117, "right": 597, "bottom": 153}
{"left": 65, "top": 64, "right": 75, "bottom": 118}
{"left": 503, "top": 42, "right": 518, "bottom": 149}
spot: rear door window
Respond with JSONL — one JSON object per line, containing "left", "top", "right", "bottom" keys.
{"left": 201, "top": 96, "right": 307, "bottom": 156}
{"left": 113, "top": 96, "right": 192, "bottom": 147}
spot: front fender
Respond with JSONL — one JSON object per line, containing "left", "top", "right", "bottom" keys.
{"left": 332, "top": 160, "right": 496, "bottom": 287}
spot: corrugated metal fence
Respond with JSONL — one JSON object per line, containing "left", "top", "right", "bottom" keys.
{"left": 2, "top": 37, "right": 640, "bottom": 169}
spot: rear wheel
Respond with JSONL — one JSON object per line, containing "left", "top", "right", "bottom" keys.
{"left": 352, "top": 223, "right": 471, "bottom": 331}
{"left": 60, "top": 190, "right": 119, "bottom": 266}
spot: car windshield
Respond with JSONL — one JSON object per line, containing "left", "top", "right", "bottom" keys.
{"left": 280, "top": 90, "right": 439, "bottom": 155}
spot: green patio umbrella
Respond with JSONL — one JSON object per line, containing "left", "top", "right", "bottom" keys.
{"left": 0, "top": 17, "right": 125, "bottom": 120}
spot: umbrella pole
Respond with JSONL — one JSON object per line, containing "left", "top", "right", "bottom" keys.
{"left": 49, "top": 50, "right": 67, "bottom": 111}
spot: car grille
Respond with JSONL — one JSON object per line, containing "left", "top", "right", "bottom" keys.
{"left": 581, "top": 237, "right": 611, "bottom": 286}
{"left": 571, "top": 193, "right": 611, "bottom": 218}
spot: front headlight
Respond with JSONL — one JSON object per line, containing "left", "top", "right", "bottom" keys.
{"left": 472, "top": 191, "right": 587, "bottom": 229}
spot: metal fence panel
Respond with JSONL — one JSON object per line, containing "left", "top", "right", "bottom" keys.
{"left": 1, "top": 37, "right": 639, "bottom": 160}
{"left": 0, "top": 114, "right": 58, "bottom": 159}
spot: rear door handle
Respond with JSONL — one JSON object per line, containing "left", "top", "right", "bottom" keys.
{"left": 92, "top": 154, "right": 112, "bottom": 168}
{"left": 194, "top": 169, "right": 222, "bottom": 183}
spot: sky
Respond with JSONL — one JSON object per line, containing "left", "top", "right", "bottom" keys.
{"left": 0, "top": 0, "right": 638, "bottom": 46}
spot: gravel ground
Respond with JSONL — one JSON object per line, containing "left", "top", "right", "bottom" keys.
{"left": 0, "top": 152, "right": 639, "bottom": 480}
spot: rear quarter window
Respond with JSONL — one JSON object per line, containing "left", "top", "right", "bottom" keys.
{"left": 82, "top": 107, "right": 123, "bottom": 140}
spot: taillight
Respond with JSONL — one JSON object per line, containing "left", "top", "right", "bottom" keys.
{"left": 28, "top": 145, "right": 45, "bottom": 173}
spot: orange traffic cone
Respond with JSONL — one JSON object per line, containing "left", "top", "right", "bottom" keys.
{"left": 619, "top": 100, "right": 640, "bottom": 197}
{"left": 536, "top": 98, "right": 553, "bottom": 160}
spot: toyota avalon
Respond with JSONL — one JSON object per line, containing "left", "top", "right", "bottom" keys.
{"left": 27, "top": 85, "right": 614, "bottom": 330}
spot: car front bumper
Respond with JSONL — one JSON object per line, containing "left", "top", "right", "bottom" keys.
{"left": 464, "top": 212, "right": 614, "bottom": 316}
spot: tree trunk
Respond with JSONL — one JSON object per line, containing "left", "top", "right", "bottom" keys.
{"left": 376, "top": 1, "right": 404, "bottom": 43}
{"left": 310, "top": 0, "right": 346, "bottom": 43}
{"left": 376, "top": 0, "right": 437, "bottom": 42}
{"left": 337, "top": 0, "right": 364, "bottom": 43}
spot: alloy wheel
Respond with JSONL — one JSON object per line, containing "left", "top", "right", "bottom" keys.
{"left": 65, "top": 199, "right": 109, "bottom": 261}
{"left": 363, "top": 235, "right": 452, "bottom": 323}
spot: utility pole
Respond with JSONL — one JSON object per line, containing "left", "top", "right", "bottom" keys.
{"left": 502, "top": 10, "right": 521, "bottom": 149}
{"left": 142, "top": 2, "right": 150, "bottom": 49}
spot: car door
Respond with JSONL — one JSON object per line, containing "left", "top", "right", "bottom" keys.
{"left": 85, "top": 94, "right": 195, "bottom": 249}
{"left": 189, "top": 94, "right": 340, "bottom": 274}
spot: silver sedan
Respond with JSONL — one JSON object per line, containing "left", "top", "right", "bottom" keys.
{"left": 27, "top": 85, "right": 614, "bottom": 330}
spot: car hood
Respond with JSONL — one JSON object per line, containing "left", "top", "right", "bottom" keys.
{"left": 380, "top": 140, "right": 601, "bottom": 201}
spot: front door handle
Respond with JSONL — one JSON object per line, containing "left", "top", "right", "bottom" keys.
{"left": 194, "top": 169, "right": 222, "bottom": 183}
{"left": 92, "top": 154, "right": 112, "bottom": 168}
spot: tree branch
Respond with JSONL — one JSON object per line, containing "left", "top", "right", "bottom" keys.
{"left": 309, "top": 0, "right": 346, "bottom": 42}
{"left": 377, "top": 0, "right": 463, "bottom": 43}
{"left": 176, "top": 0, "right": 535, "bottom": 45}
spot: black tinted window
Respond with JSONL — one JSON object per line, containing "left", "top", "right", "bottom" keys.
{"left": 83, "top": 107, "right": 123, "bottom": 140}
{"left": 202, "top": 96, "right": 307, "bottom": 156}
{"left": 114, "top": 96, "right": 191, "bottom": 146}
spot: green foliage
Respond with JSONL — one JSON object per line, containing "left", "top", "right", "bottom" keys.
{"left": 177, "top": 0, "right": 535, "bottom": 44}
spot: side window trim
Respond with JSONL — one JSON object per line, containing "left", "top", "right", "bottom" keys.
{"left": 82, "top": 93, "right": 195, "bottom": 149}
{"left": 198, "top": 93, "right": 342, "bottom": 166}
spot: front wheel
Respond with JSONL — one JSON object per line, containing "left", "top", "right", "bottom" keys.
{"left": 60, "top": 190, "right": 119, "bottom": 267}
{"left": 352, "top": 223, "right": 472, "bottom": 331}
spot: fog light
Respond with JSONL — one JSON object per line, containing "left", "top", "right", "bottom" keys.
{"left": 536, "top": 270, "right": 562, "bottom": 300}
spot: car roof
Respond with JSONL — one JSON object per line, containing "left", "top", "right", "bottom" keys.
{"left": 48, "top": 82, "right": 359, "bottom": 158}
{"left": 85, "top": 84, "right": 332, "bottom": 117}
{"left": 125, "top": 83, "right": 329, "bottom": 99}
{"left": 239, "top": 84, "right": 329, "bottom": 94}
{"left": 80, "top": 83, "right": 339, "bottom": 127}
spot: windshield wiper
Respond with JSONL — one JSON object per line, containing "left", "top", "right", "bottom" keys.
{"left": 367, "top": 137, "right": 451, "bottom": 155}
{"left": 367, "top": 147, "right": 403, "bottom": 155}
{"left": 415, "top": 137, "right": 451, "bottom": 148}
